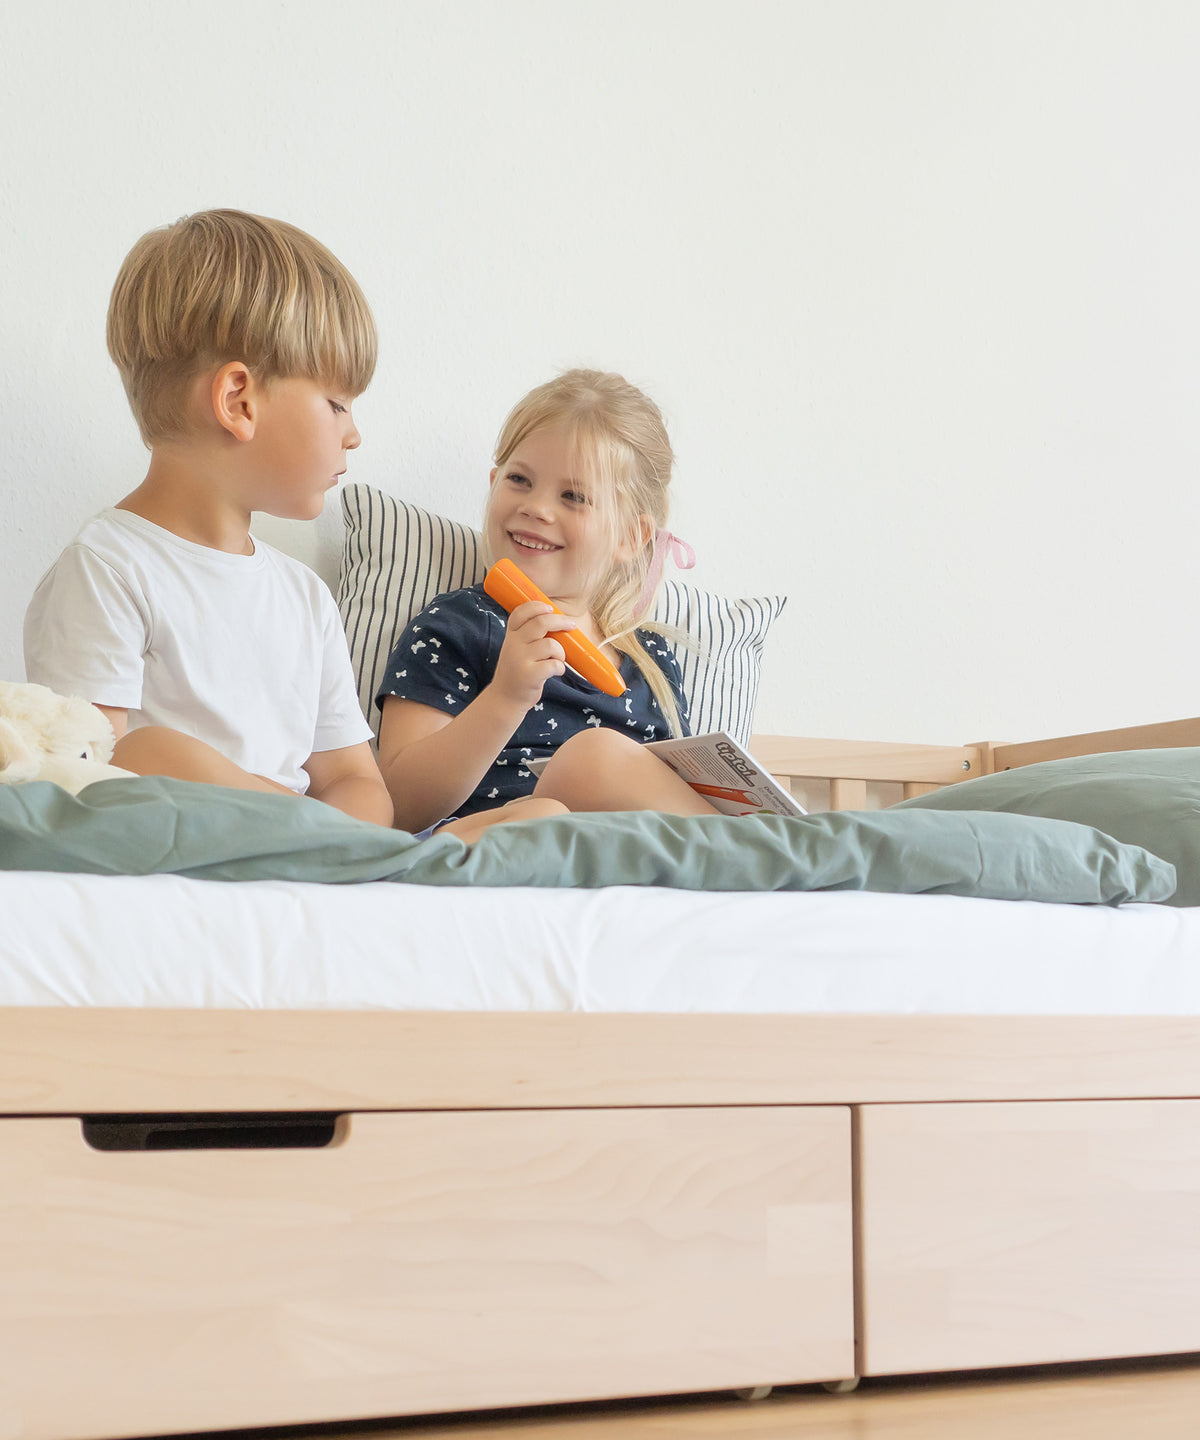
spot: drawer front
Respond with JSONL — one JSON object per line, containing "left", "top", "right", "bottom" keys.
{"left": 858, "top": 1099, "right": 1200, "bottom": 1375}
{"left": 0, "top": 1106, "right": 852, "bottom": 1439}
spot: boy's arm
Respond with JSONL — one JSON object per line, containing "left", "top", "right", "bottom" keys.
{"left": 302, "top": 741, "right": 394, "bottom": 827}
{"left": 95, "top": 705, "right": 128, "bottom": 742}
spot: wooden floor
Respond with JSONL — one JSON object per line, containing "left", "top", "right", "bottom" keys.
{"left": 215, "top": 1356, "right": 1200, "bottom": 1440}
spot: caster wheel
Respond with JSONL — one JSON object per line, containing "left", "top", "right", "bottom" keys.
{"left": 733, "top": 1385, "right": 773, "bottom": 1401}
{"left": 822, "top": 1377, "right": 860, "bottom": 1394}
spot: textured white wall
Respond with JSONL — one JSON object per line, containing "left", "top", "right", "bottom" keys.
{"left": 2, "top": 1, "right": 1198, "bottom": 745}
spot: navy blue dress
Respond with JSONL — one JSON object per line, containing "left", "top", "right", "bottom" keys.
{"left": 377, "top": 583, "right": 690, "bottom": 817}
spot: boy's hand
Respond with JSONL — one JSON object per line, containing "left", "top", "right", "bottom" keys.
{"left": 491, "top": 601, "right": 576, "bottom": 710}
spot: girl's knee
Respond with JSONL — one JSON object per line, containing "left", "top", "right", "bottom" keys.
{"left": 554, "top": 727, "right": 641, "bottom": 763}
{"left": 438, "top": 795, "right": 567, "bottom": 843}
{"left": 507, "top": 797, "right": 568, "bottom": 820}
{"left": 533, "top": 729, "right": 651, "bottom": 811}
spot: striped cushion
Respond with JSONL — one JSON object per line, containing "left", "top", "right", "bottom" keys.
{"left": 338, "top": 486, "right": 485, "bottom": 736}
{"left": 652, "top": 584, "right": 787, "bottom": 746}
{"left": 337, "top": 484, "right": 785, "bottom": 746}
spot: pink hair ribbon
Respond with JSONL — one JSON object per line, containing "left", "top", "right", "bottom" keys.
{"left": 636, "top": 528, "right": 696, "bottom": 613}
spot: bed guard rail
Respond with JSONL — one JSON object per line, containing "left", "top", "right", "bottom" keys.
{"left": 749, "top": 735, "right": 987, "bottom": 810}
{"left": 991, "top": 716, "right": 1200, "bottom": 772}
{"left": 753, "top": 716, "right": 1200, "bottom": 811}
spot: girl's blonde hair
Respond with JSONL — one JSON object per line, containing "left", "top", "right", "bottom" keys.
{"left": 107, "top": 209, "right": 377, "bottom": 445}
{"left": 486, "top": 369, "right": 685, "bottom": 736}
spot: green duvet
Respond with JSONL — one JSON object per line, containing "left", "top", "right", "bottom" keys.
{"left": 0, "top": 776, "right": 1174, "bottom": 904}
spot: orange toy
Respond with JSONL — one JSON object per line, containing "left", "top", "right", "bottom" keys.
{"left": 689, "top": 783, "right": 766, "bottom": 809}
{"left": 483, "top": 559, "right": 626, "bottom": 698}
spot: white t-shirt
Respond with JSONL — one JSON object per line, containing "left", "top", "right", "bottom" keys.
{"left": 23, "top": 508, "right": 373, "bottom": 794}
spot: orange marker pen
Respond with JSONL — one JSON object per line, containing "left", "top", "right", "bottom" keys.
{"left": 484, "top": 559, "right": 626, "bottom": 698}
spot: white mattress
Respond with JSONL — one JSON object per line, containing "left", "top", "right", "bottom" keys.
{"left": 1, "top": 871, "right": 1199, "bottom": 1015}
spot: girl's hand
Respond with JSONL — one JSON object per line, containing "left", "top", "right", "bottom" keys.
{"left": 491, "top": 600, "right": 577, "bottom": 710}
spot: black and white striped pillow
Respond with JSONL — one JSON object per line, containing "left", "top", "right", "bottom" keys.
{"left": 337, "top": 484, "right": 785, "bottom": 747}
{"left": 652, "top": 583, "right": 787, "bottom": 747}
{"left": 338, "top": 486, "right": 486, "bottom": 737}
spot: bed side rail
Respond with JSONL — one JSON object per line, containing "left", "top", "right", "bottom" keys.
{"left": 754, "top": 716, "right": 1200, "bottom": 810}
{"left": 749, "top": 734, "right": 986, "bottom": 810}
{"left": 991, "top": 716, "right": 1200, "bottom": 772}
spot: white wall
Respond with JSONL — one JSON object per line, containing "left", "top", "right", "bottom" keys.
{"left": 2, "top": 1, "right": 1198, "bottom": 745}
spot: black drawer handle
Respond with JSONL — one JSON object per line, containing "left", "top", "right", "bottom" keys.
{"left": 82, "top": 1113, "right": 341, "bottom": 1152}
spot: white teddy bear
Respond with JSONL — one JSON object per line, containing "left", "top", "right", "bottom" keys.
{"left": 0, "top": 681, "right": 135, "bottom": 795}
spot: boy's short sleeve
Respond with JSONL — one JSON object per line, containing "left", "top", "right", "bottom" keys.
{"left": 376, "top": 589, "right": 500, "bottom": 717}
{"left": 23, "top": 545, "right": 149, "bottom": 707}
{"left": 312, "top": 590, "right": 376, "bottom": 753}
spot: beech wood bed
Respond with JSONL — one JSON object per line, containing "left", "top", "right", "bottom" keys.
{"left": 4, "top": 716, "right": 1200, "bottom": 1440}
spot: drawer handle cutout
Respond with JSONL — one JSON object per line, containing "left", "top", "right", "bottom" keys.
{"left": 82, "top": 1113, "right": 341, "bottom": 1152}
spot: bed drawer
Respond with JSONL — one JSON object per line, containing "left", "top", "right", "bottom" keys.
{"left": 858, "top": 1099, "right": 1200, "bottom": 1375}
{"left": 0, "top": 1105, "right": 851, "bottom": 1440}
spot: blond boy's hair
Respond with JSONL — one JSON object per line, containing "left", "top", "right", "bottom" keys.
{"left": 107, "top": 209, "right": 377, "bottom": 445}
{"left": 486, "top": 369, "right": 686, "bottom": 738}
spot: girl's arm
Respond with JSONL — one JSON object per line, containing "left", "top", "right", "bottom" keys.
{"left": 378, "top": 689, "right": 530, "bottom": 832}
{"left": 378, "top": 600, "right": 576, "bottom": 833}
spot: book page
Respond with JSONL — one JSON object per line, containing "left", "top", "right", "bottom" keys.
{"left": 645, "top": 732, "right": 806, "bottom": 817}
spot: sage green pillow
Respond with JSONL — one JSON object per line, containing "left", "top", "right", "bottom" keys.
{"left": 0, "top": 775, "right": 1176, "bottom": 904}
{"left": 896, "top": 747, "right": 1198, "bottom": 906}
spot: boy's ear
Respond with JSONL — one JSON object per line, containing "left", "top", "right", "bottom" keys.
{"left": 210, "top": 362, "right": 257, "bottom": 442}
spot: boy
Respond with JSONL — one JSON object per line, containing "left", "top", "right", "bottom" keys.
{"left": 24, "top": 210, "right": 392, "bottom": 823}
{"left": 24, "top": 209, "right": 560, "bottom": 840}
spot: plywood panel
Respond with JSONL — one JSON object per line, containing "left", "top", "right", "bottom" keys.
{"left": 6, "top": 1010, "right": 1200, "bottom": 1114}
{"left": 0, "top": 1105, "right": 852, "bottom": 1439}
{"left": 859, "top": 1100, "right": 1200, "bottom": 1375}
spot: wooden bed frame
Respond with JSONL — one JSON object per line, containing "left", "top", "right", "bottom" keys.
{"left": 4, "top": 716, "right": 1200, "bottom": 1440}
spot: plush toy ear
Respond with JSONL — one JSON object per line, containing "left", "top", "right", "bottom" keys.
{"left": 0, "top": 716, "right": 41, "bottom": 784}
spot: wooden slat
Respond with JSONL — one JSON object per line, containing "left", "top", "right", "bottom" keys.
{"left": 994, "top": 717, "right": 1200, "bottom": 772}
{"left": 901, "top": 782, "right": 940, "bottom": 801}
{"left": 968, "top": 739, "right": 997, "bottom": 776}
{"left": 829, "top": 778, "right": 867, "bottom": 811}
{"left": 6, "top": 1009, "right": 1200, "bottom": 1114}
{"left": 750, "top": 735, "right": 982, "bottom": 786}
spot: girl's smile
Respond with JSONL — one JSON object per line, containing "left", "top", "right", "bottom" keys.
{"left": 507, "top": 530, "right": 562, "bottom": 553}
{"left": 486, "top": 425, "right": 609, "bottom": 614}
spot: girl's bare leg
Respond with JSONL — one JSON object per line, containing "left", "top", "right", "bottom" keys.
{"left": 436, "top": 796, "right": 568, "bottom": 843}
{"left": 532, "top": 728, "right": 719, "bottom": 815}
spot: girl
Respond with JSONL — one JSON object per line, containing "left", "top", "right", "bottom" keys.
{"left": 377, "top": 369, "right": 719, "bottom": 833}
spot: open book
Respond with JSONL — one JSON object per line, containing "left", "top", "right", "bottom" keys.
{"left": 528, "top": 731, "right": 806, "bottom": 817}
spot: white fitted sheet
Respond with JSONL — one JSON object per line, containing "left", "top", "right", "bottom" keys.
{"left": 1, "top": 871, "right": 1199, "bottom": 1015}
